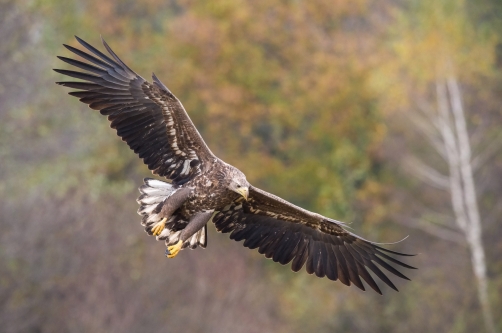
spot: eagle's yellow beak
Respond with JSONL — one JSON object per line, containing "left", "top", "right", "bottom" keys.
{"left": 236, "top": 187, "right": 249, "bottom": 201}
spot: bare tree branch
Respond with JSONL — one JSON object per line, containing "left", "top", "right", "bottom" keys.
{"left": 406, "top": 111, "right": 448, "bottom": 160}
{"left": 395, "top": 215, "right": 466, "bottom": 246}
{"left": 403, "top": 155, "right": 450, "bottom": 190}
{"left": 471, "top": 135, "right": 502, "bottom": 172}
{"left": 483, "top": 198, "right": 502, "bottom": 227}
{"left": 415, "top": 98, "right": 443, "bottom": 131}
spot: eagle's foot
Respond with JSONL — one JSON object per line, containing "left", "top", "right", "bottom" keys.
{"left": 151, "top": 218, "right": 167, "bottom": 236}
{"left": 166, "top": 240, "right": 183, "bottom": 258}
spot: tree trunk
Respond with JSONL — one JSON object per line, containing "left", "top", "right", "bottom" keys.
{"left": 406, "top": 78, "right": 497, "bottom": 333}
{"left": 446, "top": 77, "right": 496, "bottom": 333}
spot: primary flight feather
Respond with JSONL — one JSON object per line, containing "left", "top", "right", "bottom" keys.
{"left": 55, "top": 36, "right": 415, "bottom": 294}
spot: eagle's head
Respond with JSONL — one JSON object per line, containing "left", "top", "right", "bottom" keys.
{"left": 227, "top": 168, "right": 250, "bottom": 200}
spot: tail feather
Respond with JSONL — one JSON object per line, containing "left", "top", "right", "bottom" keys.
{"left": 137, "top": 178, "right": 207, "bottom": 251}
{"left": 191, "top": 226, "right": 207, "bottom": 249}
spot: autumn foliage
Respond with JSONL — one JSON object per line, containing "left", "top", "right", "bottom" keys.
{"left": 0, "top": 0, "right": 501, "bottom": 332}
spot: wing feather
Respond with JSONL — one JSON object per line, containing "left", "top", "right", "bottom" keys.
{"left": 213, "top": 186, "right": 416, "bottom": 294}
{"left": 291, "top": 238, "right": 309, "bottom": 272}
{"left": 314, "top": 242, "right": 327, "bottom": 278}
{"left": 324, "top": 245, "right": 339, "bottom": 281}
{"left": 55, "top": 36, "right": 215, "bottom": 184}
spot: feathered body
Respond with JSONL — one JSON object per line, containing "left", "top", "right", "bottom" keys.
{"left": 181, "top": 161, "right": 243, "bottom": 213}
{"left": 55, "top": 36, "right": 416, "bottom": 295}
{"left": 138, "top": 160, "right": 245, "bottom": 250}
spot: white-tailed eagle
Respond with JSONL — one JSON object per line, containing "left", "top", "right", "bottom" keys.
{"left": 55, "top": 36, "right": 415, "bottom": 294}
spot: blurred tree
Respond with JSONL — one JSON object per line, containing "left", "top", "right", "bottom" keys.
{"left": 374, "top": 0, "right": 501, "bottom": 332}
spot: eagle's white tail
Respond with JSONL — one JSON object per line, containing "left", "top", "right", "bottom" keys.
{"left": 137, "top": 178, "right": 207, "bottom": 250}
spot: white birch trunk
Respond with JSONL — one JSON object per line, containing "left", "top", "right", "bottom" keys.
{"left": 407, "top": 78, "right": 496, "bottom": 333}
{"left": 446, "top": 78, "right": 496, "bottom": 333}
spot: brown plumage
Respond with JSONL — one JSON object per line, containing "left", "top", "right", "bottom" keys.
{"left": 55, "top": 36, "right": 415, "bottom": 294}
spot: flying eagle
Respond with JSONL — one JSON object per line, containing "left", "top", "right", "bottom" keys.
{"left": 55, "top": 36, "right": 415, "bottom": 294}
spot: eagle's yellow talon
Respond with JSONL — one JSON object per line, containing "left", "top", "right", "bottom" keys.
{"left": 151, "top": 218, "right": 167, "bottom": 236}
{"left": 166, "top": 240, "right": 183, "bottom": 258}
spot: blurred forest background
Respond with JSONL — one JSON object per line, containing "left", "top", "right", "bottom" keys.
{"left": 1, "top": 0, "right": 501, "bottom": 332}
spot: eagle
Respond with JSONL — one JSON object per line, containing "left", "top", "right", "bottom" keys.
{"left": 55, "top": 36, "right": 415, "bottom": 294}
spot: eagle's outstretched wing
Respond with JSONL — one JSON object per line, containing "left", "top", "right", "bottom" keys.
{"left": 213, "top": 186, "right": 415, "bottom": 294}
{"left": 55, "top": 36, "right": 214, "bottom": 185}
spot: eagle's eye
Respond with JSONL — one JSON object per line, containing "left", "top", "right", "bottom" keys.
{"left": 237, "top": 184, "right": 241, "bottom": 188}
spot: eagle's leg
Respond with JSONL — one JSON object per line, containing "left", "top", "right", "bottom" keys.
{"left": 151, "top": 187, "right": 193, "bottom": 236}
{"left": 166, "top": 211, "right": 213, "bottom": 258}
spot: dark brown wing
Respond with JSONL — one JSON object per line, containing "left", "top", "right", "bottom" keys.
{"left": 55, "top": 36, "right": 215, "bottom": 185}
{"left": 213, "top": 186, "right": 415, "bottom": 294}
